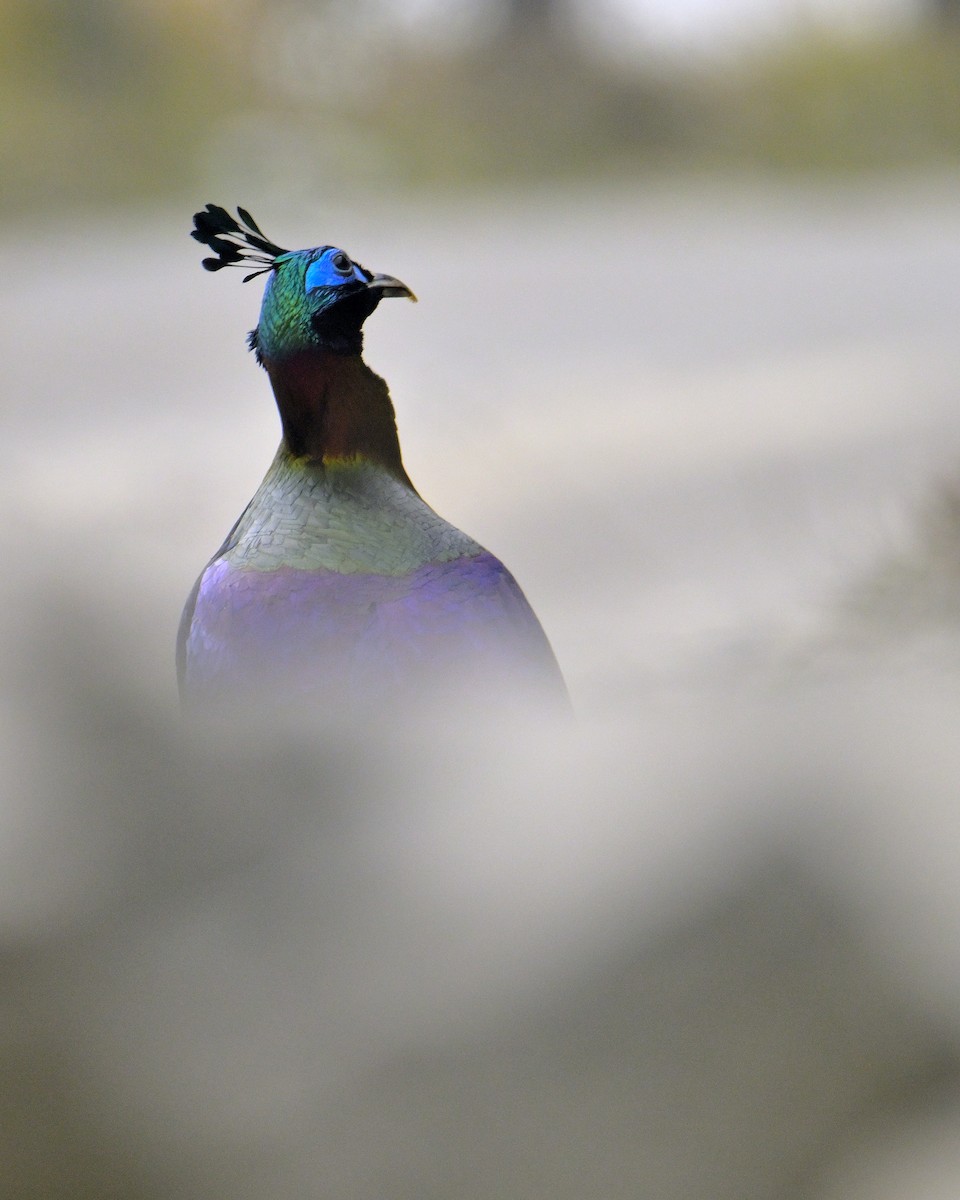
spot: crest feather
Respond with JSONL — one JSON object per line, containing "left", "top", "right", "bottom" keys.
{"left": 190, "top": 204, "right": 289, "bottom": 280}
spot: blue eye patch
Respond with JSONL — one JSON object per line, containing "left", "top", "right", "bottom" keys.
{"left": 304, "top": 248, "right": 368, "bottom": 291}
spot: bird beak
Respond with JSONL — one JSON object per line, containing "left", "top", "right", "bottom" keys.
{"left": 366, "top": 273, "right": 417, "bottom": 302}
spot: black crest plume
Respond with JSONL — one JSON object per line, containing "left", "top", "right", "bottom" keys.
{"left": 190, "top": 204, "right": 289, "bottom": 282}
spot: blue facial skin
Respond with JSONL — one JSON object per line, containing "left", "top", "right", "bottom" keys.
{"left": 304, "top": 247, "right": 370, "bottom": 292}
{"left": 255, "top": 247, "right": 377, "bottom": 360}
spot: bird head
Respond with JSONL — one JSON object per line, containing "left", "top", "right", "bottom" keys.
{"left": 190, "top": 204, "right": 416, "bottom": 361}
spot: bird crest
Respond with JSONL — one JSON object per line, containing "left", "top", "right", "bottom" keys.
{"left": 190, "top": 204, "right": 289, "bottom": 282}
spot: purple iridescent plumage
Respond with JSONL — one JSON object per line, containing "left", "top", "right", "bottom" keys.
{"left": 182, "top": 550, "right": 564, "bottom": 708}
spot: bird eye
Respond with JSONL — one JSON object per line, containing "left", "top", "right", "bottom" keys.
{"left": 331, "top": 251, "right": 352, "bottom": 275}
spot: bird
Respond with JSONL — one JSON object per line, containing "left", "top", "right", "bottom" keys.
{"left": 177, "top": 205, "right": 566, "bottom": 715}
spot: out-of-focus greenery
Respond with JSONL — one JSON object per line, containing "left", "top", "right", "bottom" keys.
{"left": 4, "top": 0, "right": 960, "bottom": 218}
{"left": 347, "top": 28, "right": 960, "bottom": 182}
{"left": 0, "top": 0, "right": 243, "bottom": 215}
{"left": 707, "top": 30, "right": 960, "bottom": 171}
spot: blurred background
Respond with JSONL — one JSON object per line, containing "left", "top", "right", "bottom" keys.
{"left": 5, "top": 0, "right": 960, "bottom": 213}
{"left": 4, "top": 1, "right": 960, "bottom": 1196}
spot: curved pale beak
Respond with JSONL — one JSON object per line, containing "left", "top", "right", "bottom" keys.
{"left": 366, "top": 273, "right": 417, "bottom": 302}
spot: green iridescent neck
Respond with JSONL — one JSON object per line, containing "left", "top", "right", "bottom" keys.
{"left": 252, "top": 254, "right": 380, "bottom": 361}
{"left": 254, "top": 254, "right": 313, "bottom": 361}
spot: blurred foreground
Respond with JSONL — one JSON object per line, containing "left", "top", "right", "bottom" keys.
{"left": 3, "top": 177, "right": 960, "bottom": 1196}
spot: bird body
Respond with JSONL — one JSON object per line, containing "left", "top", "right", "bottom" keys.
{"left": 178, "top": 206, "right": 565, "bottom": 711}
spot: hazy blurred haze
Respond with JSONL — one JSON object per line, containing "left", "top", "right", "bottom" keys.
{"left": 4, "top": 2, "right": 960, "bottom": 1196}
